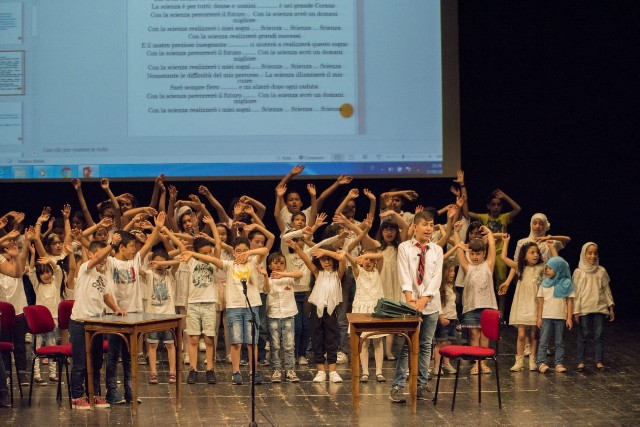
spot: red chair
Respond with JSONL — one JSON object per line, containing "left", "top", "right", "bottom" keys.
{"left": 58, "top": 300, "right": 108, "bottom": 354}
{"left": 23, "top": 305, "right": 73, "bottom": 408}
{"left": 0, "top": 301, "right": 23, "bottom": 405}
{"left": 433, "top": 309, "right": 502, "bottom": 411}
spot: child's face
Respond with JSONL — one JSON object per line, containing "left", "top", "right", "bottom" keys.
{"left": 342, "top": 201, "right": 356, "bottom": 218}
{"left": 525, "top": 246, "right": 540, "bottom": 266}
{"left": 249, "top": 234, "right": 266, "bottom": 249}
{"left": 119, "top": 241, "right": 138, "bottom": 260}
{"left": 269, "top": 257, "right": 286, "bottom": 272}
{"left": 545, "top": 265, "right": 556, "bottom": 278}
{"left": 89, "top": 250, "right": 107, "bottom": 273}
{"left": 70, "top": 216, "right": 84, "bottom": 230}
{"left": 447, "top": 266, "right": 456, "bottom": 282}
{"left": 286, "top": 193, "right": 302, "bottom": 212}
{"left": 469, "top": 249, "right": 485, "bottom": 265}
{"left": 389, "top": 197, "right": 404, "bottom": 212}
{"left": 382, "top": 227, "right": 397, "bottom": 243}
{"left": 197, "top": 245, "right": 213, "bottom": 256}
{"left": 361, "top": 256, "right": 375, "bottom": 272}
{"left": 48, "top": 236, "right": 63, "bottom": 255}
{"left": 100, "top": 208, "right": 115, "bottom": 221}
{"left": 181, "top": 216, "right": 193, "bottom": 233}
{"left": 531, "top": 219, "right": 546, "bottom": 236}
{"left": 319, "top": 256, "right": 334, "bottom": 271}
{"left": 233, "top": 243, "right": 250, "bottom": 263}
{"left": 291, "top": 214, "right": 305, "bottom": 230}
{"left": 216, "top": 225, "right": 228, "bottom": 243}
{"left": 486, "top": 198, "right": 503, "bottom": 217}
{"left": 38, "top": 269, "right": 53, "bottom": 284}
{"left": 120, "top": 198, "right": 133, "bottom": 212}
{"left": 152, "top": 255, "right": 168, "bottom": 273}
{"left": 413, "top": 219, "right": 434, "bottom": 244}
{"left": 95, "top": 227, "right": 109, "bottom": 242}
{"left": 585, "top": 245, "right": 598, "bottom": 265}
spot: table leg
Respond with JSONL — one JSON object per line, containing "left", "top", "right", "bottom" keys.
{"left": 85, "top": 330, "right": 94, "bottom": 409}
{"left": 350, "top": 327, "right": 360, "bottom": 413}
{"left": 409, "top": 327, "right": 419, "bottom": 414}
{"left": 130, "top": 331, "right": 138, "bottom": 412}
{"left": 174, "top": 321, "right": 182, "bottom": 407}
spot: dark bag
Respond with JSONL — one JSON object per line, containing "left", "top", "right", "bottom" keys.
{"left": 372, "top": 297, "right": 419, "bottom": 318}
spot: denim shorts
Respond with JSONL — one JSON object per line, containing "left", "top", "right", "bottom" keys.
{"left": 435, "top": 320, "right": 458, "bottom": 342}
{"left": 226, "top": 307, "right": 260, "bottom": 345}
{"left": 147, "top": 330, "right": 174, "bottom": 344}
{"left": 462, "top": 308, "right": 484, "bottom": 328}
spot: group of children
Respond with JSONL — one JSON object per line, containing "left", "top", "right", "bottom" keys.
{"left": 0, "top": 167, "right": 615, "bottom": 410}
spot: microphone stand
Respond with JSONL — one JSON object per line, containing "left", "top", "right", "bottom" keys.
{"left": 242, "top": 279, "right": 258, "bottom": 427}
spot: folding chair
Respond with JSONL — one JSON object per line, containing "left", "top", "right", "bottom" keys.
{"left": 0, "top": 301, "right": 23, "bottom": 405}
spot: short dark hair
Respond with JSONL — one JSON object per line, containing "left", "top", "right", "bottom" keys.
{"left": 193, "top": 237, "right": 213, "bottom": 253}
{"left": 115, "top": 231, "right": 136, "bottom": 249}
{"left": 152, "top": 247, "right": 169, "bottom": 260}
{"left": 414, "top": 210, "right": 434, "bottom": 224}
{"left": 267, "top": 252, "right": 285, "bottom": 266}
{"left": 89, "top": 240, "right": 107, "bottom": 253}
{"left": 468, "top": 238, "right": 486, "bottom": 253}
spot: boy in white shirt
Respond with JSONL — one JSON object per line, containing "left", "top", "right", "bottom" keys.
{"left": 265, "top": 252, "right": 302, "bottom": 383}
{"left": 69, "top": 240, "right": 125, "bottom": 410}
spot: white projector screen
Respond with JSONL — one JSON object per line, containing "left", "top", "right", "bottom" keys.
{"left": 0, "top": 0, "right": 459, "bottom": 180}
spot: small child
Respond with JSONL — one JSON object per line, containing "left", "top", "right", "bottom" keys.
{"left": 572, "top": 242, "right": 614, "bottom": 371}
{"left": 264, "top": 252, "right": 303, "bottom": 383}
{"left": 27, "top": 256, "right": 63, "bottom": 385}
{"left": 536, "top": 256, "right": 574, "bottom": 373}
{"left": 143, "top": 248, "right": 179, "bottom": 384}
{"left": 69, "top": 241, "right": 125, "bottom": 410}
{"left": 453, "top": 222, "right": 498, "bottom": 375}
{"left": 434, "top": 259, "right": 459, "bottom": 375}
{"left": 292, "top": 243, "right": 346, "bottom": 383}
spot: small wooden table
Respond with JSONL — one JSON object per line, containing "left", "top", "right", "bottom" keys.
{"left": 81, "top": 313, "right": 185, "bottom": 411}
{"left": 347, "top": 313, "right": 422, "bottom": 414}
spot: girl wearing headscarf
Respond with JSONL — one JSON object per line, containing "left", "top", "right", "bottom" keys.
{"left": 572, "top": 243, "right": 614, "bottom": 371}
{"left": 536, "top": 256, "right": 574, "bottom": 373}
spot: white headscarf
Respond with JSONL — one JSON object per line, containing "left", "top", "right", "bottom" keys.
{"left": 528, "top": 213, "right": 550, "bottom": 239}
{"left": 578, "top": 242, "right": 599, "bottom": 274}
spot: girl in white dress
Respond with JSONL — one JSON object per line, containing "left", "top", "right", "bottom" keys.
{"left": 345, "top": 219, "right": 386, "bottom": 382}
{"left": 500, "top": 235, "right": 547, "bottom": 371}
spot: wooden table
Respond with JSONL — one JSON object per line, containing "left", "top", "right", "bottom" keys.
{"left": 81, "top": 313, "right": 185, "bottom": 411}
{"left": 347, "top": 313, "right": 422, "bottom": 414}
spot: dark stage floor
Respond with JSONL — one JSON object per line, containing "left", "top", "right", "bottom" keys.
{"left": 2, "top": 321, "right": 639, "bottom": 426}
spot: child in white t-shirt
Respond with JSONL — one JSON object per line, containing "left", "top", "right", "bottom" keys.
{"left": 265, "top": 252, "right": 302, "bottom": 383}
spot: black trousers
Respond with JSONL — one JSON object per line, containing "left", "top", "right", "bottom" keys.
{"left": 310, "top": 304, "right": 340, "bottom": 365}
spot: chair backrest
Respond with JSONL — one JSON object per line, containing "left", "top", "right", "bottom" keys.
{"left": 58, "top": 300, "right": 75, "bottom": 330}
{"left": 480, "top": 309, "right": 501, "bottom": 342}
{"left": 23, "top": 305, "right": 55, "bottom": 335}
{"left": 0, "top": 301, "right": 16, "bottom": 333}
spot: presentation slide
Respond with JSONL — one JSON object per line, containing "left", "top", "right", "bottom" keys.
{"left": 0, "top": 0, "right": 457, "bottom": 180}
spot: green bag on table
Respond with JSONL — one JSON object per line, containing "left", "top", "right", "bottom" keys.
{"left": 372, "top": 297, "right": 419, "bottom": 318}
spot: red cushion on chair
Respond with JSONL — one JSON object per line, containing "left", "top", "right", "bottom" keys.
{"left": 58, "top": 300, "right": 75, "bottom": 330}
{"left": 23, "top": 305, "right": 55, "bottom": 335}
{"left": 35, "top": 343, "right": 72, "bottom": 357}
{"left": 103, "top": 340, "right": 109, "bottom": 352}
{"left": 439, "top": 344, "right": 495, "bottom": 358}
{"left": 0, "top": 301, "right": 16, "bottom": 331}
{"left": 0, "top": 342, "right": 14, "bottom": 352}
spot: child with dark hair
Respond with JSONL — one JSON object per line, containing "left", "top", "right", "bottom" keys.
{"left": 433, "top": 259, "right": 459, "bottom": 375}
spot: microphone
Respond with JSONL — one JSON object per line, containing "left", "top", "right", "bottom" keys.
{"left": 241, "top": 278, "right": 248, "bottom": 296}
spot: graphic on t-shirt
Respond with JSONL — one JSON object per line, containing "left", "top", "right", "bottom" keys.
{"left": 151, "top": 278, "right": 171, "bottom": 306}
{"left": 92, "top": 276, "right": 106, "bottom": 294}
{"left": 112, "top": 266, "right": 137, "bottom": 285}
{"left": 485, "top": 218, "right": 504, "bottom": 234}
{"left": 192, "top": 262, "right": 214, "bottom": 288}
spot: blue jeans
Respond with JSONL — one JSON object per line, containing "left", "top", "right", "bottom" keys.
{"left": 392, "top": 311, "right": 438, "bottom": 388}
{"left": 294, "top": 292, "right": 311, "bottom": 359}
{"left": 69, "top": 319, "right": 104, "bottom": 398}
{"left": 106, "top": 334, "right": 132, "bottom": 398}
{"left": 268, "top": 316, "right": 295, "bottom": 370}
{"left": 537, "top": 318, "right": 565, "bottom": 367}
{"left": 577, "top": 313, "right": 605, "bottom": 364}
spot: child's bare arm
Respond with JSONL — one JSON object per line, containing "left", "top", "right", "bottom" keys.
{"left": 494, "top": 189, "right": 521, "bottom": 220}
{"left": 317, "top": 174, "right": 353, "bottom": 211}
{"left": 71, "top": 178, "right": 96, "bottom": 226}
{"left": 277, "top": 164, "right": 305, "bottom": 187}
{"left": 274, "top": 183, "right": 287, "bottom": 233}
{"left": 239, "top": 195, "right": 266, "bottom": 220}
{"left": 100, "top": 178, "right": 122, "bottom": 228}
{"left": 482, "top": 226, "right": 496, "bottom": 272}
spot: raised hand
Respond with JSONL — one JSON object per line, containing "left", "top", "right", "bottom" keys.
{"left": 291, "top": 164, "right": 305, "bottom": 176}
{"left": 71, "top": 178, "right": 82, "bottom": 190}
{"left": 315, "top": 212, "right": 328, "bottom": 228}
{"left": 275, "top": 183, "right": 287, "bottom": 197}
{"left": 453, "top": 169, "right": 464, "bottom": 185}
{"left": 100, "top": 178, "right": 110, "bottom": 190}
{"left": 336, "top": 174, "right": 353, "bottom": 185}
{"left": 61, "top": 204, "right": 71, "bottom": 219}
{"left": 347, "top": 188, "right": 359, "bottom": 199}
{"left": 403, "top": 190, "right": 419, "bottom": 201}
{"left": 363, "top": 188, "right": 375, "bottom": 200}
{"left": 38, "top": 207, "right": 51, "bottom": 224}
{"left": 307, "top": 183, "right": 316, "bottom": 197}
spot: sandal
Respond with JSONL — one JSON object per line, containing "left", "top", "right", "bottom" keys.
{"left": 470, "top": 364, "right": 479, "bottom": 375}
{"left": 149, "top": 373, "right": 159, "bottom": 384}
{"left": 576, "top": 364, "right": 586, "bottom": 372}
{"left": 481, "top": 364, "right": 492, "bottom": 374}
{"left": 360, "top": 374, "right": 369, "bottom": 383}
{"left": 376, "top": 374, "right": 386, "bottom": 383}
{"left": 168, "top": 374, "right": 177, "bottom": 383}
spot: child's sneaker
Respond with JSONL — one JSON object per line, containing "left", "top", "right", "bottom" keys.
{"left": 250, "top": 372, "right": 263, "bottom": 385}
{"left": 232, "top": 371, "right": 243, "bottom": 385}
{"left": 34, "top": 376, "right": 47, "bottom": 386}
{"left": 187, "top": 369, "right": 198, "bottom": 384}
{"left": 137, "top": 353, "right": 147, "bottom": 365}
{"left": 271, "top": 370, "right": 282, "bottom": 383}
{"left": 198, "top": 339, "right": 206, "bottom": 352}
{"left": 313, "top": 371, "right": 327, "bottom": 383}
{"left": 329, "top": 371, "right": 343, "bottom": 383}
{"left": 183, "top": 353, "right": 190, "bottom": 365}
{"left": 259, "top": 359, "right": 270, "bottom": 367}
{"left": 206, "top": 369, "right": 217, "bottom": 384}
{"left": 93, "top": 395, "right": 111, "bottom": 408}
{"left": 72, "top": 397, "right": 91, "bottom": 410}
{"left": 286, "top": 370, "right": 300, "bottom": 383}
{"left": 240, "top": 359, "right": 249, "bottom": 366}
{"left": 336, "top": 351, "right": 348, "bottom": 364}
{"left": 106, "top": 391, "right": 126, "bottom": 405}
{"left": 441, "top": 362, "right": 457, "bottom": 374}
{"left": 389, "top": 386, "right": 404, "bottom": 403}
{"left": 298, "top": 356, "right": 309, "bottom": 365}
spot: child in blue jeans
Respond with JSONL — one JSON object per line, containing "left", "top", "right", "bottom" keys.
{"left": 536, "top": 256, "right": 574, "bottom": 373}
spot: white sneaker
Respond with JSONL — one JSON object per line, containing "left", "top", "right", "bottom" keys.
{"left": 336, "top": 351, "right": 348, "bottom": 364}
{"left": 183, "top": 353, "right": 190, "bottom": 365}
{"left": 198, "top": 339, "right": 206, "bottom": 352}
{"left": 313, "top": 371, "right": 327, "bottom": 383}
{"left": 329, "top": 371, "right": 343, "bottom": 383}
{"left": 441, "top": 362, "right": 457, "bottom": 374}
{"left": 298, "top": 356, "right": 309, "bottom": 366}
